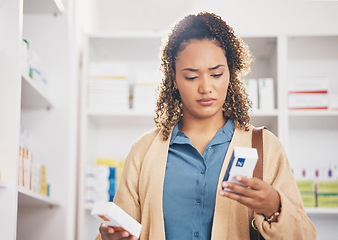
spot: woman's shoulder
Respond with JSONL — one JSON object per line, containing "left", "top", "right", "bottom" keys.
{"left": 235, "top": 124, "right": 281, "bottom": 145}
{"left": 131, "top": 127, "right": 165, "bottom": 150}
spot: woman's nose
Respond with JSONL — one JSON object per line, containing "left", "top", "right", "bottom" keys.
{"left": 198, "top": 76, "right": 212, "bottom": 94}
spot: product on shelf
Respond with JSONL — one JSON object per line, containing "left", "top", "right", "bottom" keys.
{"left": 18, "top": 128, "right": 32, "bottom": 189}
{"left": 88, "top": 62, "right": 129, "bottom": 112}
{"left": 294, "top": 165, "right": 338, "bottom": 207}
{"left": 132, "top": 69, "right": 161, "bottom": 111}
{"left": 258, "top": 78, "right": 275, "bottom": 110}
{"left": 21, "top": 39, "right": 30, "bottom": 77}
{"left": 317, "top": 169, "right": 338, "bottom": 207}
{"left": 86, "top": 165, "right": 110, "bottom": 203}
{"left": 86, "top": 158, "right": 124, "bottom": 204}
{"left": 244, "top": 79, "right": 258, "bottom": 110}
{"left": 22, "top": 38, "right": 48, "bottom": 93}
{"left": 295, "top": 169, "right": 316, "bottom": 207}
{"left": 329, "top": 94, "right": 338, "bottom": 110}
{"left": 288, "top": 76, "right": 329, "bottom": 110}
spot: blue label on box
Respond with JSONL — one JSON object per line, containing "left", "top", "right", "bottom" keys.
{"left": 236, "top": 158, "right": 245, "bottom": 167}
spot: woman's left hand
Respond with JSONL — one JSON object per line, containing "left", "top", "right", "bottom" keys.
{"left": 219, "top": 176, "right": 281, "bottom": 217}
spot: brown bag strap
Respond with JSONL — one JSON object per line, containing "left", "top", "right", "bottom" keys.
{"left": 252, "top": 126, "right": 266, "bottom": 180}
{"left": 250, "top": 126, "right": 267, "bottom": 240}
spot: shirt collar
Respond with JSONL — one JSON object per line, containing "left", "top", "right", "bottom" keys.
{"left": 169, "top": 119, "right": 235, "bottom": 146}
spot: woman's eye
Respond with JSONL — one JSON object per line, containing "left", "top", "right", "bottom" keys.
{"left": 211, "top": 73, "right": 223, "bottom": 78}
{"left": 185, "top": 76, "right": 198, "bottom": 80}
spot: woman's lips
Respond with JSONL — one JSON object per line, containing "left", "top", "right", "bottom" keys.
{"left": 197, "top": 97, "right": 215, "bottom": 106}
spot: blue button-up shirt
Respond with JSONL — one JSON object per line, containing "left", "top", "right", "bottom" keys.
{"left": 163, "top": 119, "right": 235, "bottom": 240}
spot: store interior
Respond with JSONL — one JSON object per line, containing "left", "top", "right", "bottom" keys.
{"left": 1, "top": 0, "right": 338, "bottom": 239}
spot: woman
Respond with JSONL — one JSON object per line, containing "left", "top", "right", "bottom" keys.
{"left": 97, "top": 12, "right": 316, "bottom": 240}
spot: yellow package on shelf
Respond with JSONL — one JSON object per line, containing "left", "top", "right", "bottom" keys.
{"left": 118, "top": 161, "right": 124, "bottom": 182}
{"left": 296, "top": 180, "right": 315, "bottom": 193}
{"left": 95, "top": 158, "right": 125, "bottom": 182}
{"left": 317, "top": 180, "right": 338, "bottom": 194}
{"left": 40, "top": 182, "right": 48, "bottom": 196}
{"left": 96, "top": 158, "right": 119, "bottom": 167}
{"left": 39, "top": 165, "right": 48, "bottom": 196}
{"left": 300, "top": 193, "right": 316, "bottom": 207}
{"left": 317, "top": 194, "right": 338, "bottom": 208}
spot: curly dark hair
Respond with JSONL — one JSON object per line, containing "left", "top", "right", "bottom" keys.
{"left": 154, "top": 12, "right": 253, "bottom": 140}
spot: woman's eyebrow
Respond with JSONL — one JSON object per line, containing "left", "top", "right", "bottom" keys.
{"left": 181, "top": 65, "right": 225, "bottom": 72}
{"left": 181, "top": 68, "right": 198, "bottom": 72}
{"left": 209, "top": 64, "right": 225, "bottom": 70}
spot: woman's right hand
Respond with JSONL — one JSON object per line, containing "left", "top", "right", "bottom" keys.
{"left": 99, "top": 224, "right": 138, "bottom": 240}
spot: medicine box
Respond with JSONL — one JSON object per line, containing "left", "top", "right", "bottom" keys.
{"left": 223, "top": 147, "right": 258, "bottom": 191}
{"left": 91, "top": 202, "right": 142, "bottom": 238}
{"left": 317, "top": 194, "right": 338, "bottom": 208}
{"left": 300, "top": 193, "right": 316, "bottom": 207}
{"left": 296, "top": 180, "right": 315, "bottom": 193}
{"left": 317, "top": 180, "right": 338, "bottom": 194}
{"left": 258, "top": 78, "right": 274, "bottom": 110}
{"left": 244, "top": 79, "right": 258, "bottom": 110}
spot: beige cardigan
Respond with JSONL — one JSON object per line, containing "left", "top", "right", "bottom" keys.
{"left": 96, "top": 126, "right": 316, "bottom": 240}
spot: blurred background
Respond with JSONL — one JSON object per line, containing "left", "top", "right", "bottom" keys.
{"left": 1, "top": 0, "right": 338, "bottom": 239}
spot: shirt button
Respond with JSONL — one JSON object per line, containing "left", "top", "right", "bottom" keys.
{"left": 201, "top": 170, "right": 205, "bottom": 174}
{"left": 196, "top": 197, "right": 201, "bottom": 204}
{"left": 194, "top": 232, "right": 199, "bottom": 238}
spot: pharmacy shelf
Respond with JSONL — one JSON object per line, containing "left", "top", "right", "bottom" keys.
{"left": 305, "top": 207, "right": 338, "bottom": 215}
{"left": 23, "top": 0, "right": 64, "bottom": 14}
{"left": 288, "top": 110, "right": 338, "bottom": 117}
{"left": 85, "top": 203, "right": 93, "bottom": 211}
{"left": 0, "top": 180, "right": 7, "bottom": 189}
{"left": 252, "top": 110, "right": 279, "bottom": 117}
{"left": 18, "top": 186, "right": 61, "bottom": 207}
{"left": 87, "top": 110, "right": 155, "bottom": 127}
{"left": 89, "top": 31, "right": 166, "bottom": 39}
{"left": 21, "top": 75, "right": 54, "bottom": 109}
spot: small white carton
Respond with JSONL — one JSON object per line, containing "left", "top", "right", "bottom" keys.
{"left": 91, "top": 202, "right": 142, "bottom": 238}
{"left": 245, "top": 79, "right": 258, "bottom": 110}
{"left": 223, "top": 147, "right": 258, "bottom": 192}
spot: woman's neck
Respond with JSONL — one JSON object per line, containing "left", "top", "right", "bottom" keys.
{"left": 178, "top": 114, "right": 227, "bottom": 136}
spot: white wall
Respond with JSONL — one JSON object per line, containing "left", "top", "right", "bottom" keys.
{"left": 79, "top": 0, "right": 338, "bottom": 36}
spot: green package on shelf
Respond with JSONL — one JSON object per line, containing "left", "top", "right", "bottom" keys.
{"left": 300, "top": 193, "right": 316, "bottom": 207}
{"left": 296, "top": 180, "right": 315, "bottom": 193}
{"left": 317, "top": 194, "right": 338, "bottom": 208}
{"left": 317, "top": 181, "right": 338, "bottom": 194}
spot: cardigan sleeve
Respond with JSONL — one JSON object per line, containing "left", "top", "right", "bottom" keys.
{"left": 254, "top": 129, "right": 317, "bottom": 240}
{"left": 113, "top": 143, "right": 142, "bottom": 221}
{"left": 95, "top": 143, "right": 142, "bottom": 240}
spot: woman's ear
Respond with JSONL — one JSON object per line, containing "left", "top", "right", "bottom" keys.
{"left": 173, "top": 80, "right": 177, "bottom": 89}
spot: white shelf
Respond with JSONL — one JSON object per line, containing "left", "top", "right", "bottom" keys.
{"left": 252, "top": 110, "right": 279, "bottom": 117}
{"left": 87, "top": 110, "right": 155, "bottom": 127}
{"left": 21, "top": 75, "right": 54, "bottom": 109}
{"left": 85, "top": 203, "right": 93, "bottom": 211}
{"left": 305, "top": 207, "right": 338, "bottom": 215}
{"left": 0, "top": 180, "right": 7, "bottom": 189}
{"left": 88, "top": 31, "right": 166, "bottom": 39}
{"left": 23, "top": 0, "right": 64, "bottom": 14}
{"left": 288, "top": 109, "right": 338, "bottom": 117}
{"left": 87, "top": 109, "right": 154, "bottom": 117}
{"left": 18, "top": 186, "right": 61, "bottom": 207}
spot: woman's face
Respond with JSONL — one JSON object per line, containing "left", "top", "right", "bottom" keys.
{"left": 174, "top": 39, "right": 230, "bottom": 121}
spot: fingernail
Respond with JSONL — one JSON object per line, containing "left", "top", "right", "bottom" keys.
{"left": 236, "top": 176, "right": 242, "bottom": 181}
{"left": 122, "top": 231, "right": 129, "bottom": 237}
{"left": 223, "top": 182, "right": 229, "bottom": 188}
{"left": 219, "top": 190, "right": 225, "bottom": 196}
